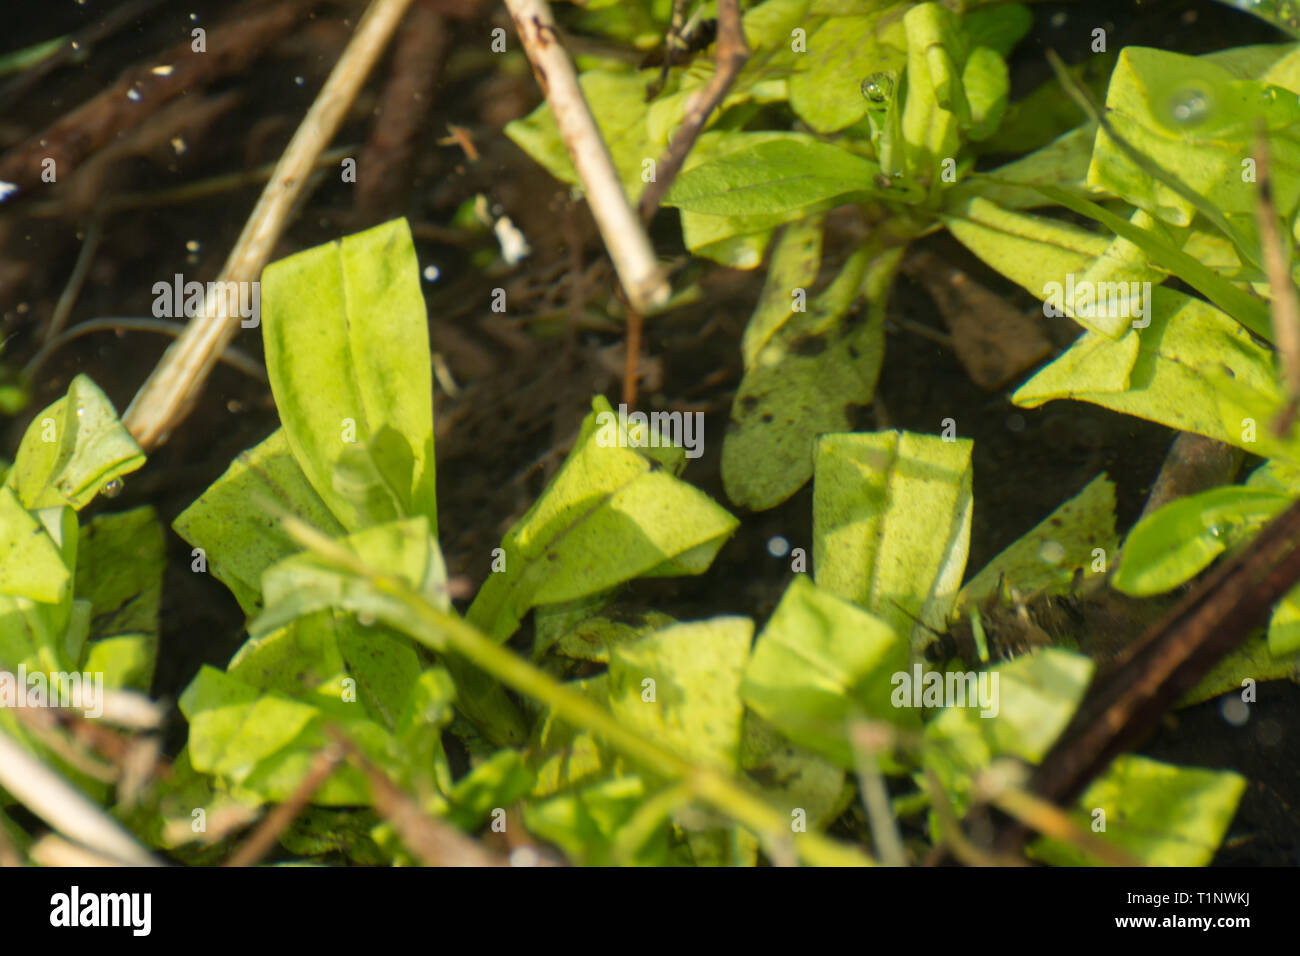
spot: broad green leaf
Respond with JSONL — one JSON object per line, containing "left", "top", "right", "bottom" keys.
{"left": 0, "top": 486, "right": 70, "bottom": 605}
{"left": 1032, "top": 183, "right": 1272, "bottom": 341}
{"left": 665, "top": 137, "right": 880, "bottom": 216}
{"left": 741, "top": 576, "right": 911, "bottom": 769}
{"left": 261, "top": 219, "right": 437, "bottom": 534}
{"left": 523, "top": 775, "right": 673, "bottom": 866}
{"left": 1029, "top": 755, "right": 1245, "bottom": 866}
{"left": 723, "top": 241, "right": 899, "bottom": 511}
{"left": 467, "top": 396, "right": 737, "bottom": 642}
{"left": 787, "top": 10, "right": 908, "bottom": 133}
{"left": 5, "top": 375, "right": 144, "bottom": 511}
{"left": 1014, "top": 289, "right": 1300, "bottom": 466}
{"left": 941, "top": 196, "right": 1126, "bottom": 341}
{"left": 740, "top": 710, "right": 854, "bottom": 829}
{"left": 1088, "top": 47, "right": 1300, "bottom": 240}
{"left": 921, "top": 649, "right": 1093, "bottom": 813}
{"left": 740, "top": 216, "right": 825, "bottom": 368}
{"left": 74, "top": 506, "right": 164, "bottom": 690}
{"left": 179, "top": 665, "right": 379, "bottom": 805}
{"left": 813, "top": 430, "right": 973, "bottom": 650}
{"left": 1182, "top": 633, "right": 1298, "bottom": 706}
{"left": 174, "top": 429, "right": 347, "bottom": 615}
{"left": 1112, "top": 485, "right": 1292, "bottom": 596}
{"left": 444, "top": 749, "right": 535, "bottom": 831}
{"left": 250, "top": 518, "right": 526, "bottom": 748}
{"left": 609, "top": 617, "right": 752, "bottom": 772}
{"left": 959, "top": 474, "right": 1118, "bottom": 608}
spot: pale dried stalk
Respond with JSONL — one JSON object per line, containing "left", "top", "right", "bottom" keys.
{"left": 504, "top": 0, "right": 670, "bottom": 313}
{"left": 0, "top": 726, "right": 160, "bottom": 866}
{"left": 123, "top": 0, "right": 416, "bottom": 451}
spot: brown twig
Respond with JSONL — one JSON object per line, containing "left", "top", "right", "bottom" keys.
{"left": 122, "top": 0, "right": 416, "bottom": 451}
{"left": 224, "top": 743, "right": 345, "bottom": 867}
{"left": 0, "top": 0, "right": 315, "bottom": 196}
{"left": 637, "top": 0, "right": 750, "bottom": 223}
{"left": 328, "top": 729, "right": 508, "bottom": 866}
{"left": 504, "top": 0, "right": 669, "bottom": 313}
{"left": 994, "top": 494, "right": 1300, "bottom": 856}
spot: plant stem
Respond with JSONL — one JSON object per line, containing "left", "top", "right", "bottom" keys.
{"left": 281, "top": 515, "right": 875, "bottom": 866}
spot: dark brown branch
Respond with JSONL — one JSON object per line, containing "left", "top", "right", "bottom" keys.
{"left": 637, "top": 0, "right": 749, "bottom": 224}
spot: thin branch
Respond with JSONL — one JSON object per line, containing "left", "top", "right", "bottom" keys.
{"left": 122, "top": 0, "right": 416, "bottom": 451}
{"left": 276, "top": 510, "right": 875, "bottom": 867}
{"left": 503, "top": 0, "right": 670, "bottom": 313}
{"left": 638, "top": 0, "right": 750, "bottom": 223}
{"left": 224, "top": 744, "right": 345, "bottom": 867}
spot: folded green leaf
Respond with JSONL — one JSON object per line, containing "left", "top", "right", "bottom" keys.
{"left": 814, "top": 430, "right": 973, "bottom": 650}
{"left": 741, "top": 576, "right": 911, "bottom": 768}
{"left": 5, "top": 374, "right": 144, "bottom": 512}
{"left": 261, "top": 218, "right": 437, "bottom": 534}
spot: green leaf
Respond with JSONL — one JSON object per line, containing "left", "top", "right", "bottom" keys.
{"left": 74, "top": 506, "right": 164, "bottom": 690}
{"left": 741, "top": 576, "right": 911, "bottom": 768}
{"left": 261, "top": 219, "right": 437, "bottom": 534}
{"left": 739, "top": 710, "right": 854, "bottom": 829}
{"left": 665, "top": 137, "right": 880, "bottom": 216}
{"left": 723, "top": 241, "right": 899, "bottom": 511}
{"left": 921, "top": 649, "right": 1094, "bottom": 813}
{"left": 174, "top": 429, "right": 347, "bottom": 615}
{"left": 608, "top": 617, "right": 753, "bottom": 772}
{"left": 5, "top": 375, "right": 144, "bottom": 511}
{"left": 959, "top": 474, "right": 1118, "bottom": 608}
{"left": 1031, "top": 182, "right": 1272, "bottom": 341}
{"left": 0, "top": 487, "right": 71, "bottom": 605}
{"left": 1029, "top": 754, "right": 1245, "bottom": 866}
{"left": 813, "top": 430, "right": 973, "bottom": 650}
{"left": 787, "top": 10, "right": 908, "bottom": 133}
{"left": 1088, "top": 47, "right": 1300, "bottom": 243}
{"left": 1112, "top": 485, "right": 1292, "bottom": 596}
{"left": 1014, "top": 290, "right": 1300, "bottom": 466}
{"left": 467, "top": 396, "right": 737, "bottom": 642}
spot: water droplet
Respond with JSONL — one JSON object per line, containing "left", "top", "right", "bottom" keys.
{"left": 1169, "top": 88, "right": 1210, "bottom": 125}
{"left": 357, "top": 611, "right": 375, "bottom": 627}
{"left": 1220, "top": 696, "right": 1249, "bottom": 727}
{"left": 101, "top": 478, "right": 124, "bottom": 498}
{"left": 767, "top": 536, "right": 790, "bottom": 558}
{"left": 861, "top": 72, "right": 894, "bottom": 104}
{"left": 185, "top": 239, "right": 200, "bottom": 253}
{"left": 1206, "top": 523, "right": 1224, "bottom": 538}
{"left": 294, "top": 76, "right": 305, "bottom": 87}
{"left": 126, "top": 87, "right": 142, "bottom": 103}
{"left": 422, "top": 264, "right": 440, "bottom": 282}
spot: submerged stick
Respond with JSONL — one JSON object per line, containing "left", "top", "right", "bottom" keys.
{"left": 504, "top": 0, "right": 670, "bottom": 313}
{"left": 123, "top": 0, "right": 415, "bottom": 451}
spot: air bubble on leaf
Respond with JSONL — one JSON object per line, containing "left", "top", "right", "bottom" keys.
{"left": 1038, "top": 540, "right": 1066, "bottom": 565}
{"left": 101, "top": 478, "right": 124, "bottom": 498}
{"left": 861, "top": 72, "right": 894, "bottom": 104}
{"left": 1169, "top": 88, "right": 1210, "bottom": 124}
